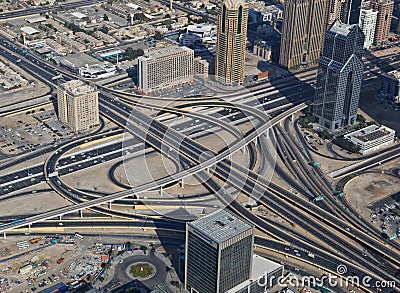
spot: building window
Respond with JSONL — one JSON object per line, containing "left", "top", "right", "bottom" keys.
{"left": 237, "top": 6, "right": 243, "bottom": 34}
{"left": 222, "top": 5, "right": 226, "bottom": 33}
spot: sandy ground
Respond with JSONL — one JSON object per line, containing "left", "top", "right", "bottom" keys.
{"left": 62, "top": 160, "right": 126, "bottom": 195}
{"left": 344, "top": 163, "right": 400, "bottom": 218}
{"left": 0, "top": 182, "right": 71, "bottom": 217}
{"left": 0, "top": 56, "right": 50, "bottom": 108}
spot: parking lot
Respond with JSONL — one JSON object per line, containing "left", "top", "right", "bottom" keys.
{"left": 0, "top": 109, "right": 76, "bottom": 157}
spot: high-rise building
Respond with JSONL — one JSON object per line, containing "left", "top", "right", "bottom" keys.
{"left": 185, "top": 209, "right": 254, "bottom": 293}
{"left": 338, "top": 0, "right": 362, "bottom": 24}
{"left": 138, "top": 45, "right": 194, "bottom": 94}
{"left": 359, "top": 8, "right": 378, "bottom": 48}
{"left": 397, "top": 3, "right": 400, "bottom": 33}
{"left": 57, "top": 80, "right": 99, "bottom": 132}
{"left": 370, "top": 0, "right": 394, "bottom": 45}
{"left": 279, "top": 0, "right": 327, "bottom": 71}
{"left": 326, "top": 0, "right": 340, "bottom": 28}
{"left": 215, "top": 0, "right": 248, "bottom": 85}
{"left": 313, "top": 20, "right": 364, "bottom": 131}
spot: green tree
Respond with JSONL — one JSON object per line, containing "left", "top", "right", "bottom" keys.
{"left": 154, "top": 31, "right": 164, "bottom": 40}
{"left": 333, "top": 137, "right": 361, "bottom": 153}
{"left": 141, "top": 245, "right": 148, "bottom": 254}
{"left": 136, "top": 48, "right": 144, "bottom": 56}
{"left": 100, "top": 25, "right": 109, "bottom": 34}
{"left": 103, "top": 13, "right": 109, "bottom": 21}
{"left": 316, "top": 129, "right": 333, "bottom": 140}
{"left": 134, "top": 13, "right": 146, "bottom": 21}
{"left": 125, "top": 47, "right": 137, "bottom": 59}
{"left": 356, "top": 114, "right": 366, "bottom": 124}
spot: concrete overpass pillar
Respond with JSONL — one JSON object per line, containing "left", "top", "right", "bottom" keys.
{"left": 28, "top": 224, "right": 31, "bottom": 233}
{"left": 160, "top": 186, "right": 163, "bottom": 197}
{"left": 266, "top": 129, "right": 269, "bottom": 139}
{"left": 181, "top": 178, "right": 184, "bottom": 188}
{"left": 79, "top": 210, "right": 83, "bottom": 218}
{"left": 206, "top": 167, "right": 210, "bottom": 173}
{"left": 59, "top": 215, "right": 62, "bottom": 220}
{"left": 242, "top": 146, "right": 246, "bottom": 153}
{"left": 3, "top": 232, "right": 6, "bottom": 240}
{"left": 109, "top": 201, "right": 112, "bottom": 209}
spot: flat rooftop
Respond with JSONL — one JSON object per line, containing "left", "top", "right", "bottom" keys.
{"left": 188, "top": 209, "right": 253, "bottom": 244}
{"left": 60, "top": 80, "right": 96, "bottom": 96}
{"left": 385, "top": 70, "right": 400, "bottom": 80}
{"left": 345, "top": 125, "right": 395, "bottom": 142}
{"left": 20, "top": 26, "right": 40, "bottom": 35}
{"left": 329, "top": 19, "right": 353, "bottom": 36}
{"left": 58, "top": 53, "right": 100, "bottom": 68}
{"left": 142, "top": 45, "right": 193, "bottom": 60}
{"left": 251, "top": 254, "right": 283, "bottom": 279}
{"left": 226, "top": 254, "right": 283, "bottom": 293}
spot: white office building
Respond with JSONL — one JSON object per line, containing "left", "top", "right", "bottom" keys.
{"left": 138, "top": 45, "right": 194, "bottom": 94}
{"left": 344, "top": 125, "right": 396, "bottom": 154}
{"left": 359, "top": 8, "right": 378, "bottom": 49}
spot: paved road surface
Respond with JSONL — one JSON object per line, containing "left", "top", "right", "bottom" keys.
{"left": 105, "top": 251, "right": 168, "bottom": 291}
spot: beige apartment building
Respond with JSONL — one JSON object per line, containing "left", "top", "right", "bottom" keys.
{"left": 57, "top": 80, "right": 99, "bottom": 132}
{"left": 138, "top": 45, "right": 194, "bottom": 94}
{"left": 194, "top": 57, "right": 209, "bottom": 78}
{"left": 279, "top": 0, "right": 327, "bottom": 71}
{"left": 215, "top": 0, "right": 248, "bottom": 85}
{"left": 370, "top": 0, "right": 394, "bottom": 45}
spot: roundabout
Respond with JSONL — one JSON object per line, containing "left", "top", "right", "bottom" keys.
{"left": 105, "top": 251, "right": 168, "bottom": 290}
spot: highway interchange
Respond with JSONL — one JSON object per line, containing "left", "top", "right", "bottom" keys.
{"left": 0, "top": 24, "right": 399, "bottom": 292}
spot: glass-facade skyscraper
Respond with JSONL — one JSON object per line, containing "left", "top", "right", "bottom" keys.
{"left": 184, "top": 209, "right": 254, "bottom": 293}
{"left": 313, "top": 20, "right": 365, "bottom": 131}
{"left": 338, "top": 0, "right": 362, "bottom": 24}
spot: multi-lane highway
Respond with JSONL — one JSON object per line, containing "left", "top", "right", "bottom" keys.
{"left": 0, "top": 31, "right": 399, "bottom": 292}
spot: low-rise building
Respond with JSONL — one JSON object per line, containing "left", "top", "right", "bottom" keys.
{"left": 186, "top": 24, "right": 216, "bottom": 38}
{"left": 344, "top": 125, "right": 396, "bottom": 155}
{"left": 59, "top": 34, "right": 86, "bottom": 52}
{"left": 249, "top": 5, "right": 283, "bottom": 23}
{"left": 93, "top": 31, "right": 117, "bottom": 44}
{"left": 194, "top": 57, "right": 209, "bottom": 77}
{"left": 380, "top": 70, "right": 400, "bottom": 102}
{"left": 226, "top": 254, "right": 284, "bottom": 293}
{"left": 19, "top": 264, "right": 32, "bottom": 274}
{"left": 253, "top": 40, "right": 272, "bottom": 61}
{"left": 179, "top": 32, "right": 202, "bottom": 46}
{"left": 75, "top": 31, "right": 104, "bottom": 47}
{"left": 45, "top": 38, "right": 65, "bottom": 53}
